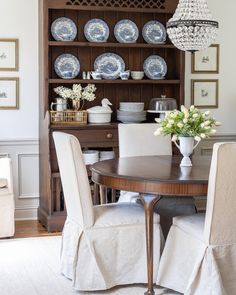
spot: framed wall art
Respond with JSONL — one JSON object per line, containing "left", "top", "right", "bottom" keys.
{"left": 0, "top": 78, "right": 19, "bottom": 109}
{"left": 0, "top": 39, "right": 19, "bottom": 71}
{"left": 192, "top": 44, "right": 219, "bottom": 74}
{"left": 191, "top": 79, "right": 219, "bottom": 109}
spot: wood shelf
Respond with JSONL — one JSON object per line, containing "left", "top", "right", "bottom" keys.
{"left": 48, "top": 41, "right": 175, "bottom": 49}
{"left": 49, "top": 79, "right": 181, "bottom": 85}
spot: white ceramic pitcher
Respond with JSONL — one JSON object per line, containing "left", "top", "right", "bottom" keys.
{"left": 50, "top": 98, "right": 67, "bottom": 111}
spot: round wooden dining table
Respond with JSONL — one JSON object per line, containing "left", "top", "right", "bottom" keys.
{"left": 91, "top": 155, "right": 211, "bottom": 295}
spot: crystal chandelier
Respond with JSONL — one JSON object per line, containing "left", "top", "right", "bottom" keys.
{"left": 167, "top": 0, "right": 219, "bottom": 52}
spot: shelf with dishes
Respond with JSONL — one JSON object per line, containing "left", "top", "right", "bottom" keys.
{"left": 49, "top": 79, "right": 181, "bottom": 84}
{"left": 48, "top": 41, "right": 175, "bottom": 49}
{"left": 50, "top": 17, "right": 168, "bottom": 45}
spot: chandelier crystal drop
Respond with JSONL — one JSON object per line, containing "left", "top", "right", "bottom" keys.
{"left": 167, "top": 0, "right": 219, "bottom": 52}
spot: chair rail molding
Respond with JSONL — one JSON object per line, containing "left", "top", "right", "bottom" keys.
{"left": 195, "top": 134, "right": 236, "bottom": 156}
{"left": 0, "top": 139, "right": 39, "bottom": 220}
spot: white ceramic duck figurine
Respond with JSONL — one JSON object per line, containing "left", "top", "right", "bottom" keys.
{"left": 87, "top": 98, "right": 112, "bottom": 113}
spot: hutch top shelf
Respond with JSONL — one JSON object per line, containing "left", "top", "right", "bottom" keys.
{"left": 47, "top": 0, "right": 178, "bottom": 14}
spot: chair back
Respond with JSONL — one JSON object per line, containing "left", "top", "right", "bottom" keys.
{"left": 118, "top": 123, "right": 172, "bottom": 158}
{"left": 204, "top": 142, "right": 236, "bottom": 245}
{"left": 53, "top": 132, "right": 94, "bottom": 228}
{"left": 0, "top": 158, "right": 13, "bottom": 194}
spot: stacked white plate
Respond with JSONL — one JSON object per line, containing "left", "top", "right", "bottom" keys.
{"left": 117, "top": 102, "right": 146, "bottom": 123}
{"left": 100, "top": 151, "right": 115, "bottom": 161}
{"left": 82, "top": 150, "right": 99, "bottom": 165}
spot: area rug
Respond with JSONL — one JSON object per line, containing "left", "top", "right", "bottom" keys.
{"left": 0, "top": 236, "right": 180, "bottom": 295}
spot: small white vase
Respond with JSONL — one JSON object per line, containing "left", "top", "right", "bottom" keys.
{"left": 173, "top": 136, "right": 200, "bottom": 167}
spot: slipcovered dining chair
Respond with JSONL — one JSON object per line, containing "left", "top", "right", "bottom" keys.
{"left": 0, "top": 157, "right": 15, "bottom": 238}
{"left": 53, "top": 132, "right": 163, "bottom": 291}
{"left": 157, "top": 142, "right": 236, "bottom": 295}
{"left": 118, "top": 123, "right": 172, "bottom": 203}
{"left": 118, "top": 123, "right": 196, "bottom": 237}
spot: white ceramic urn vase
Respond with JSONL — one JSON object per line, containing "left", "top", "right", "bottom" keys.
{"left": 173, "top": 136, "right": 200, "bottom": 167}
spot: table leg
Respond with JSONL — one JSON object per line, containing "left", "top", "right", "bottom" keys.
{"left": 93, "top": 183, "right": 100, "bottom": 205}
{"left": 99, "top": 185, "right": 107, "bottom": 204}
{"left": 140, "top": 195, "right": 162, "bottom": 295}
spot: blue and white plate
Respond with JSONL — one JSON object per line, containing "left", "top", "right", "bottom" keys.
{"left": 51, "top": 17, "right": 77, "bottom": 41}
{"left": 143, "top": 55, "right": 167, "bottom": 79}
{"left": 142, "top": 21, "right": 166, "bottom": 44}
{"left": 94, "top": 53, "right": 125, "bottom": 80}
{"left": 54, "top": 54, "right": 80, "bottom": 79}
{"left": 114, "top": 19, "right": 139, "bottom": 43}
{"left": 84, "top": 19, "right": 109, "bottom": 42}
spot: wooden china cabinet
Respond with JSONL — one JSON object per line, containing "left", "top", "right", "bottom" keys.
{"left": 38, "top": 0, "right": 185, "bottom": 231}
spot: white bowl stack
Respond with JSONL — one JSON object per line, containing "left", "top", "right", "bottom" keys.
{"left": 100, "top": 151, "right": 115, "bottom": 161}
{"left": 82, "top": 150, "right": 99, "bottom": 165}
{"left": 117, "top": 102, "right": 146, "bottom": 123}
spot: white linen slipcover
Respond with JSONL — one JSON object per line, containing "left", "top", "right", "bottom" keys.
{"left": 53, "top": 132, "right": 163, "bottom": 291}
{"left": 118, "top": 123, "right": 172, "bottom": 203}
{"left": 118, "top": 123, "right": 196, "bottom": 238}
{"left": 0, "top": 158, "right": 15, "bottom": 238}
{"left": 0, "top": 178, "right": 7, "bottom": 188}
{"left": 157, "top": 142, "right": 236, "bottom": 295}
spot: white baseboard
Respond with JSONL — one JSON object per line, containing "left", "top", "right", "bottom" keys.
{"left": 15, "top": 206, "right": 38, "bottom": 221}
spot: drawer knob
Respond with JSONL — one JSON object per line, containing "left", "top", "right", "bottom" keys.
{"left": 106, "top": 133, "right": 113, "bottom": 139}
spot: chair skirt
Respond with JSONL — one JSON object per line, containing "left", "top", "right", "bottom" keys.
{"left": 61, "top": 216, "right": 162, "bottom": 291}
{"left": 157, "top": 223, "right": 236, "bottom": 295}
{"left": 0, "top": 193, "right": 15, "bottom": 238}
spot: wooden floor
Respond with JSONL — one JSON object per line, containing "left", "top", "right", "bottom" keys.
{"left": 13, "top": 220, "right": 61, "bottom": 239}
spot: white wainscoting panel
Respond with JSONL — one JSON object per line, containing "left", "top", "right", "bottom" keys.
{"left": 0, "top": 139, "right": 39, "bottom": 220}
{"left": 18, "top": 153, "right": 39, "bottom": 199}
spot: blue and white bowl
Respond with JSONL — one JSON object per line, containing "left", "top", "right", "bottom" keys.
{"left": 51, "top": 17, "right": 77, "bottom": 41}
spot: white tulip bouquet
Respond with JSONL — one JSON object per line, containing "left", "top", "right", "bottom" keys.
{"left": 154, "top": 105, "right": 221, "bottom": 142}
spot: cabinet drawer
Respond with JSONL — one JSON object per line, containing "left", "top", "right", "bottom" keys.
{"left": 50, "top": 128, "right": 118, "bottom": 149}
{"left": 71, "top": 129, "right": 118, "bottom": 144}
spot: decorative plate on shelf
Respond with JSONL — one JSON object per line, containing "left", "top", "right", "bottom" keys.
{"left": 51, "top": 17, "right": 77, "bottom": 41}
{"left": 94, "top": 53, "right": 125, "bottom": 80}
{"left": 54, "top": 54, "right": 80, "bottom": 79}
{"left": 84, "top": 19, "right": 110, "bottom": 42}
{"left": 114, "top": 19, "right": 139, "bottom": 43}
{"left": 142, "top": 20, "right": 166, "bottom": 44}
{"left": 143, "top": 55, "right": 167, "bottom": 79}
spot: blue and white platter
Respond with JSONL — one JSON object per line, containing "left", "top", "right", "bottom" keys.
{"left": 54, "top": 54, "right": 80, "bottom": 79}
{"left": 51, "top": 17, "right": 77, "bottom": 41}
{"left": 114, "top": 19, "right": 139, "bottom": 43}
{"left": 84, "top": 19, "right": 109, "bottom": 42}
{"left": 94, "top": 53, "right": 125, "bottom": 80}
{"left": 143, "top": 55, "right": 167, "bottom": 79}
{"left": 142, "top": 20, "right": 166, "bottom": 44}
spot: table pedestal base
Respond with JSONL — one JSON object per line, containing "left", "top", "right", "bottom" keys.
{"left": 140, "top": 194, "right": 162, "bottom": 295}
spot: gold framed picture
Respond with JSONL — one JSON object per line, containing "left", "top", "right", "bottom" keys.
{"left": 191, "top": 79, "right": 219, "bottom": 109}
{"left": 0, "top": 39, "right": 19, "bottom": 71}
{"left": 192, "top": 44, "right": 219, "bottom": 74}
{"left": 0, "top": 78, "right": 19, "bottom": 109}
